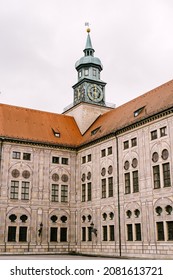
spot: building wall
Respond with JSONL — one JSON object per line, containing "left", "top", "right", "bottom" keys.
{"left": 0, "top": 114, "right": 173, "bottom": 258}
{"left": 0, "top": 143, "right": 76, "bottom": 253}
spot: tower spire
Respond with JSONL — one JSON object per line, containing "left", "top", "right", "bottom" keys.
{"left": 84, "top": 28, "right": 95, "bottom": 57}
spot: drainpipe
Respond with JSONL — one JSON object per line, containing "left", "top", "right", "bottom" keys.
{"left": 116, "top": 135, "right": 121, "bottom": 257}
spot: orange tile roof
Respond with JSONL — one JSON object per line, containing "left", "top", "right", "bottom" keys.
{"left": 0, "top": 79, "right": 173, "bottom": 148}
{"left": 81, "top": 79, "right": 173, "bottom": 145}
{"left": 0, "top": 104, "right": 82, "bottom": 147}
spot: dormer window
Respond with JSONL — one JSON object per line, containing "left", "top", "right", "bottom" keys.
{"left": 52, "top": 128, "right": 60, "bottom": 138}
{"left": 134, "top": 106, "right": 145, "bottom": 117}
{"left": 91, "top": 126, "right": 101, "bottom": 136}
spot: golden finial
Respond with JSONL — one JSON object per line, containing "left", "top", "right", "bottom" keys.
{"left": 85, "top": 22, "right": 90, "bottom": 33}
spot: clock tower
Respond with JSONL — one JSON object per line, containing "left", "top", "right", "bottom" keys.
{"left": 73, "top": 28, "right": 106, "bottom": 106}
{"left": 64, "top": 28, "right": 114, "bottom": 134}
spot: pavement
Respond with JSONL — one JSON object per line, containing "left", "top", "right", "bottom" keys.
{"left": 0, "top": 254, "right": 115, "bottom": 260}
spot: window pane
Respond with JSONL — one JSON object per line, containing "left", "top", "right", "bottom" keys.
{"left": 52, "top": 156, "right": 59, "bottom": 164}
{"left": 61, "top": 185, "right": 68, "bottom": 202}
{"left": 125, "top": 173, "right": 130, "bottom": 194}
{"left": 108, "top": 177, "right": 113, "bottom": 197}
{"left": 60, "top": 228, "right": 67, "bottom": 242}
{"left": 153, "top": 166, "right": 160, "bottom": 189}
{"left": 127, "top": 224, "right": 133, "bottom": 241}
{"left": 131, "top": 137, "right": 137, "bottom": 147}
{"left": 157, "top": 222, "right": 164, "bottom": 241}
{"left": 19, "top": 227, "right": 27, "bottom": 242}
{"left": 82, "top": 227, "right": 86, "bottom": 241}
{"left": 103, "top": 226, "right": 107, "bottom": 241}
{"left": 109, "top": 225, "right": 115, "bottom": 241}
{"left": 51, "top": 184, "right": 59, "bottom": 202}
{"left": 88, "top": 227, "right": 92, "bottom": 241}
{"left": 124, "top": 141, "right": 129, "bottom": 150}
{"left": 102, "top": 179, "right": 106, "bottom": 198}
{"left": 135, "top": 223, "right": 141, "bottom": 241}
{"left": 62, "top": 158, "right": 68, "bottom": 165}
{"left": 160, "top": 126, "right": 167, "bottom": 137}
{"left": 163, "top": 163, "right": 171, "bottom": 187}
{"left": 50, "top": 227, "right": 58, "bottom": 242}
{"left": 133, "top": 171, "right": 139, "bottom": 192}
{"left": 8, "top": 226, "right": 16, "bottom": 242}
{"left": 12, "top": 151, "right": 21, "bottom": 159}
{"left": 108, "top": 147, "right": 112, "bottom": 155}
{"left": 87, "top": 182, "right": 92, "bottom": 201}
{"left": 10, "top": 181, "right": 19, "bottom": 199}
{"left": 151, "top": 130, "right": 157, "bottom": 140}
{"left": 23, "top": 153, "right": 31, "bottom": 160}
{"left": 82, "top": 184, "right": 86, "bottom": 202}
{"left": 101, "top": 149, "right": 106, "bottom": 157}
{"left": 21, "top": 182, "right": 30, "bottom": 200}
{"left": 167, "top": 221, "right": 173, "bottom": 241}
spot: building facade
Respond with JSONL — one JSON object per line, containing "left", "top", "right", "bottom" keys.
{"left": 0, "top": 29, "right": 173, "bottom": 259}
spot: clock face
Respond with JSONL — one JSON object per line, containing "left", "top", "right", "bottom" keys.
{"left": 74, "top": 85, "right": 85, "bottom": 102}
{"left": 87, "top": 84, "right": 103, "bottom": 102}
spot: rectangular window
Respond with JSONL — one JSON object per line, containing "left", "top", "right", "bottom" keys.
{"left": 131, "top": 137, "right": 137, "bottom": 147}
{"left": 10, "top": 181, "right": 19, "bottom": 199}
{"left": 123, "top": 140, "right": 129, "bottom": 150}
{"left": 8, "top": 226, "right": 16, "bottom": 242}
{"left": 78, "top": 70, "right": 82, "bottom": 78}
{"left": 160, "top": 126, "right": 167, "bottom": 137}
{"left": 21, "top": 182, "right": 29, "bottom": 200}
{"left": 84, "top": 68, "right": 89, "bottom": 76}
{"left": 157, "top": 222, "right": 165, "bottom": 241}
{"left": 151, "top": 130, "right": 157, "bottom": 140}
{"left": 82, "top": 227, "right": 86, "bottom": 241}
{"left": 52, "top": 156, "right": 59, "bottom": 164}
{"left": 82, "top": 184, "right": 86, "bottom": 202}
{"left": 109, "top": 225, "right": 115, "bottom": 241}
{"left": 103, "top": 226, "right": 107, "bottom": 241}
{"left": 88, "top": 227, "right": 92, "bottom": 241}
{"left": 133, "top": 171, "right": 139, "bottom": 192}
{"left": 51, "top": 184, "right": 59, "bottom": 202}
{"left": 82, "top": 156, "right": 86, "bottom": 164}
{"left": 125, "top": 173, "right": 130, "bottom": 194}
{"left": 153, "top": 165, "right": 160, "bottom": 189}
{"left": 12, "top": 151, "right": 21, "bottom": 159}
{"left": 163, "top": 163, "right": 171, "bottom": 187}
{"left": 135, "top": 223, "right": 141, "bottom": 241}
{"left": 19, "top": 226, "right": 27, "bottom": 242}
{"left": 108, "top": 177, "right": 113, "bottom": 197}
{"left": 87, "top": 154, "right": 91, "bottom": 162}
{"left": 93, "top": 69, "right": 96, "bottom": 76}
{"left": 108, "top": 146, "right": 112, "bottom": 155}
{"left": 127, "top": 224, "right": 133, "bottom": 241}
{"left": 61, "top": 185, "right": 68, "bottom": 202}
{"left": 62, "top": 157, "right": 68, "bottom": 165}
{"left": 60, "top": 227, "right": 67, "bottom": 242}
{"left": 101, "top": 149, "right": 106, "bottom": 157}
{"left": 23, "top": 153, "right": 31, "bottom": 161}
{"left": 101, "top": 179, "right": 106, "bottom": 198}
{"left": 87, "top": 182, "right": 92, "bottom": 201}
{"left": 50, "top": 227, "right": 58, "bottom": 242}
{"left": 167, "top": 221, "right": 173, "bottom": 241}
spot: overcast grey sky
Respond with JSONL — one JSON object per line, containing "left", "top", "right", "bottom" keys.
{"left": 0, "top": 0, "right": 173, "bottom": 113}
